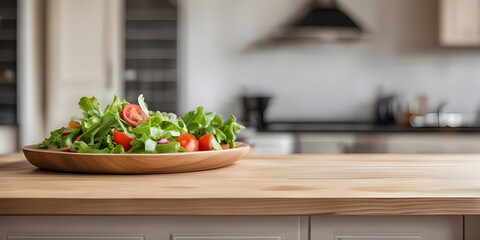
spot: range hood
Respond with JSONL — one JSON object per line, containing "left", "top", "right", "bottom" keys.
{"left": 276, "top": 0, "right": 363, "bottom": 41}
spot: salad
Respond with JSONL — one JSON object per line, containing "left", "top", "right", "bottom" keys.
{"left": 38, "top": 95, "right": 245, "bottom": 154}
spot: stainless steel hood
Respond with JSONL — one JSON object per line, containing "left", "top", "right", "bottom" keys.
{"left": 276, "top": 0, "right": 363, "bottom": 41}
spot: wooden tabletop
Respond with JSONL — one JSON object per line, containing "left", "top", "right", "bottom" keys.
{"left": 1, "top": 153, "right": 480, "bottom": 215}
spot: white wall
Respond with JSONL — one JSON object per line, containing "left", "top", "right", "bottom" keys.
{"left": 180, "top": 0, "right": 480, "bottom": 121}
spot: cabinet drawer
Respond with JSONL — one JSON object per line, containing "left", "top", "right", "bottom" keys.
{"left": 311, "top": 216, "right": 462, "bottom": 240}
{"left": 0, "top": 216, "right": 307, "bottom": 240}
{"left": 171, "top": 234, "right": 282, "bottom": 240}
{"left": 334, "top": 234, "right": 421, "bottom": 240}
{"left": 8, "top": 237, "right": 143, "bottom": 240}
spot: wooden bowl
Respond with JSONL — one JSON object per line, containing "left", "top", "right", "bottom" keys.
{"left": 22, "top": 142, "right": 251, "bottom": 174}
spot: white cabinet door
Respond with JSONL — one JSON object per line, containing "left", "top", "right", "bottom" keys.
{"left": 440, "top": 0, "right": 480, "bottom": 46}
{"left": 46, "top": 0, "right": 123, "bottom": 131}
{"left": 311, "top": 216, "right": 462, "bottom": 240}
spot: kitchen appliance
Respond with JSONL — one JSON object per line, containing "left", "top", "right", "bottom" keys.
{"left": 242, "top": 96, "right": 271, "bottom": 129}
{"left": 375, "top": 96, "right": 401, "bottom": 125}
{"left": 276, "top": 0, "right": 363, "bottom": 40}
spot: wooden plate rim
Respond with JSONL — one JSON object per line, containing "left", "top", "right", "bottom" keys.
{"left": 22, "top": 142, "right": 250, "bottom": 157}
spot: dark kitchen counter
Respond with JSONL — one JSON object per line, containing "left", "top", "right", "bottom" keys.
{"left": 257, "top": 122, "right": 480, "bottom": 133}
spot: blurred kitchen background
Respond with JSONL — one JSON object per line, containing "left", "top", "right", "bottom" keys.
{"left": 3, "top": 0, "right": 480, "bottom": 154}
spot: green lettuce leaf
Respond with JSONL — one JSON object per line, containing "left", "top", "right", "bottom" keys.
{"left": 104, "top": 95, "right": 128, "bottom": 116}
{"left": 38, "top": 127, "right": 80, "bottom": 149}
{"left": 78, "top": 96, "right": 102, "bottom": 118}
{"left": 73, "top": 141, "right": 124, "bottom": 154}
{"left": 181, "top": 107, "right": 245, "bottom": 147}
{"left": 219, "top": 114, "right": 245, "bottom": 148}
{"left": 78, "top": 96, "right": 103, "bottom": 131}
{"left": 38, "top": 127, "right": 65, "bottom": 149}
{"left": 60, "top": 128, "right": 81, "bottom": 148}
{"left": 79, "top": 112, "right": 117, "bottom": 145}
{"left": 128, "top": 138, "right": 184, "bottom": 153}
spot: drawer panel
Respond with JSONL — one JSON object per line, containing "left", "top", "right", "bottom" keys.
{"left": 171, "top": 234, "right": 282, "bottom": 240}
{"left": 8, "top": 237, "right": 143, "bottom": 240}
{"left": 0, "top": 216, "right": 307, "bottom": 240}
{"left": 311, "top": 216, "right": 462, "bottom": 240}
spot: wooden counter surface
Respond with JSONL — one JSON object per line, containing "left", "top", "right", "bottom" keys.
{"left": 1, "top": 153, "right": 480, "bottom": 215}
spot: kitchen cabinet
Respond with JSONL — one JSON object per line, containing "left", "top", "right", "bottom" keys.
{"left": 353, "top": 133, "right": 480, "bottom": 153}
{"left": 311, "top": 216, "right": 463, "bottom": 240}
{"left": 0, "top": 216, "right": 308, "bottom": 240}
{"left": 248, "top": 132, "right": 295, "bottom": 155}
{"left": 296, "top": 133, "right": 356, "bottom": 154}
{"left": 440, "top": 0, "right": 480, "bottom": 46}
{"left": 45, "top": 0, "right": 123, "bottom": 131}
{"left": 8, "top": 237, "right": 143, "bottom": 240}
{"left": 0, "top": 216, "right": 468, "bottom": 240}
{"left": 289, "top": 132, "right": 480, "bottom": 154}
{"left": 465, "top": 216, "right": 480, "bottom": 240}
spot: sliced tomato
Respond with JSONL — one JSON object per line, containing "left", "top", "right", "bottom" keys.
{"left": 68, "top": 121, "right": 81, "bottom": 129}
{"left": 113, "top": 130, "right": 135, "bottom": 151}
{"left": 177, "top": 133, "right": 198, "bottom": 152}
{"left": 198, "top": 134, "right": 222, "bottom": 151}
{"left": 122, "top": 104, "right": 149, "bottom": 127}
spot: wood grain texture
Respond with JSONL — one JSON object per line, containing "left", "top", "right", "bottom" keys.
{"left": 2, "top": 153, "right": 480, "bottom": 215}
{"left": 21, "top": 143, "right": 250, "bottom": 174}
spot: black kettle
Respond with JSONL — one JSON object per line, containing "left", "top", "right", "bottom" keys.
{"left": 375, "top": 96, "right": 400, "bottom": 125}
{"left": 242, "top": 96, "right": 271, "bottom": 129}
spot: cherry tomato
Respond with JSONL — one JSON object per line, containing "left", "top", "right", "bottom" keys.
{"left": 198, "top": 134, "right": 222, "bottom": 151}
{"left": 113, "top": 130, "right": 135, "bottom": 151}
{"left": 68, "top": 121, "right": 80, "bottom": 129}
{"left": 177, "top": 133, "right": 198, "bottom": 152}
{"left": 122, "top": 104, "right": 149, "bottom": 127}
